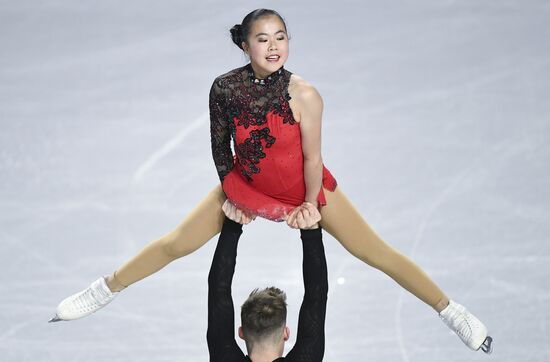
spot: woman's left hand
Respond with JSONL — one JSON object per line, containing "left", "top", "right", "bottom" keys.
{"left": 284, "top": 202, "right": 321, "bottom": 229}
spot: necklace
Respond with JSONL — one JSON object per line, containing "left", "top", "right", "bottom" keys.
{"left": 246, "top": 63, "right": 284, "bottom": 85}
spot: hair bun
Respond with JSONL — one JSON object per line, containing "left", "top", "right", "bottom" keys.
{"left": 230, "top": 24, "right": 244, "bottom": 50}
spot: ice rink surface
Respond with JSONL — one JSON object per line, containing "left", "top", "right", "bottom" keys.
{"left": 1, "top": 0, "right": 549, "bottom": 361}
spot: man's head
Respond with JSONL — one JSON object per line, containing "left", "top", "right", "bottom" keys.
{"left": 238, "top": 287, "right": 289, "bottom": 355}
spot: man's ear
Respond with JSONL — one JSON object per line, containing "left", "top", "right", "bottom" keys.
{"left": 238, "top": 326, "right": 245, "bottom": 340}
{"left": 283, "top": 326, "right": 290, "bottom": 341}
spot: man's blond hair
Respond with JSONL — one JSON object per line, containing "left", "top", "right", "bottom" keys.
{"left": 241, "top": 287, "right": 287, "bottom": 345}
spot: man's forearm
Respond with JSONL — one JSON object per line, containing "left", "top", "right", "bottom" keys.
{"left": 207, "top": 217, "right": 243, "bottom": 357}
{"left": 301, "top": 228, "right": 328, "bottom": 299}
{"left": 287, "top": 227, "right": 328, "bottom": 361}
{"left": 207, "top": 219, "right": 242, "bottom": 291}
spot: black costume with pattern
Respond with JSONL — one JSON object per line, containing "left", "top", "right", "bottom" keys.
{"left": 207, "top": 217, "right": 328, "bottom": 362}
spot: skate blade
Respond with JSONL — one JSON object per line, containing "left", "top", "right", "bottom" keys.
{"left": 48, "top": 315, "right": 63, "bottom": 323}
{"left": 480, "top": 336, "right": 493, "bottom": 354}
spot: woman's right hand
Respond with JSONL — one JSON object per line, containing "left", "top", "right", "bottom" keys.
{"left": 284, "top": 202, "right": 321, "bottom": 229}
{"left": 222, "top": 199, "right": 256, "bottom": 225}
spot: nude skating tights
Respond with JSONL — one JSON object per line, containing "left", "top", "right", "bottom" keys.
{"left": 113, "top": 185, "right": 448, "bottom": 311}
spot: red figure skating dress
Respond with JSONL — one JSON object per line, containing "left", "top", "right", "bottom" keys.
{"left": 209, "top": 64, "right": 337, "bottom": 221}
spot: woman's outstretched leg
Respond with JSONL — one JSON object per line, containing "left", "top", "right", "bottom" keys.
{"left": 319, "top": 186, "right": 492, "bottom": 353}
{"left": 111, "top": 184, "right": 226, "bottom": 289}
{"left": 319, "top": 186, "right": 448, "bottom": 311}
{"left": 51, "top": 184, "right": 226, "bottom": 321}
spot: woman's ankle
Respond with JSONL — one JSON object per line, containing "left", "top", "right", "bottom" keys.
{"left": 105, "top": 272, "right": 126, "bottom": 293}
{"left": 434, "top": 296, "right": 450, "bottom": 313}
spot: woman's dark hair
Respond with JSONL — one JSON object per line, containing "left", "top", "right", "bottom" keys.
{"left": 230, "top": 9, "right": 288, "bottom": 50}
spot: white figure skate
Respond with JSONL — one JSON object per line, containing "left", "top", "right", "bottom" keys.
{"left": 439, "top": 300, "right": 493, "bottom": 353}
{"left": 49, "top": 277, "right": 117, "bottom": 322}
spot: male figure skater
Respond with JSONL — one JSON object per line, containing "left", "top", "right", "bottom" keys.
{"left": 207, "top": 217, "right": 328, "bottom": 362}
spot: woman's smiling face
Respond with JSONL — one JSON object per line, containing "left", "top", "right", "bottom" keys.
{"left": 242, "top": 15, "right": 289, "bottom": 79}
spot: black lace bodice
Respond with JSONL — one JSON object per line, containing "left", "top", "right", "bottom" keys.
{"left": 209, "top": 63, "right": 295, "bottom": 182}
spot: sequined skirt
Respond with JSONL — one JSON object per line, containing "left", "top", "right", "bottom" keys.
{"left": 222, "top": 165, "right": 337, "bottom": 222}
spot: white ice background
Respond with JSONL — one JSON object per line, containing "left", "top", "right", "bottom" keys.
{"left": 1, "top": 1, "right": 549, "bottom": 361}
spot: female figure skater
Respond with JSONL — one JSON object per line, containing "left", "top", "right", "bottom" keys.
{"left": 51, "top": 9, "right": 492, "bottom": 354}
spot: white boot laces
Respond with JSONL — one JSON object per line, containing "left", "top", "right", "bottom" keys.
{"left": 441, "top": 302, "right": 472, "bottom": 342}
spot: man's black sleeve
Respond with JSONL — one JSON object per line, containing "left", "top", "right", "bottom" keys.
{"left": 207, "top": 217, "right": 247, "bottom": 362}
{"left": 285, "top": 227, "right": 328, "bottom": 362}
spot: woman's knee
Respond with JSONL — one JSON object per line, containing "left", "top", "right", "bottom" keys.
{"left": 363, "top": 242, "right": 403, "bottom": 272}
{"left": 338, "top": 234, "right": 397, "bottom": 271}
{"left": 161, "top": 227, "right": 211, "bottom": 259}
{"left": 161, "top": 216, "right": 224, "bottom": 258}
{"left": 162, "top": 186, "right": 225, "bottom": 258}
{"left": 159, "top": 232, "right": 189, "bottom": 259}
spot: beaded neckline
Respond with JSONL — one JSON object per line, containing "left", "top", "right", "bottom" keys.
{"left": 245, "top": 63, "right": 285, "bottom": 85}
